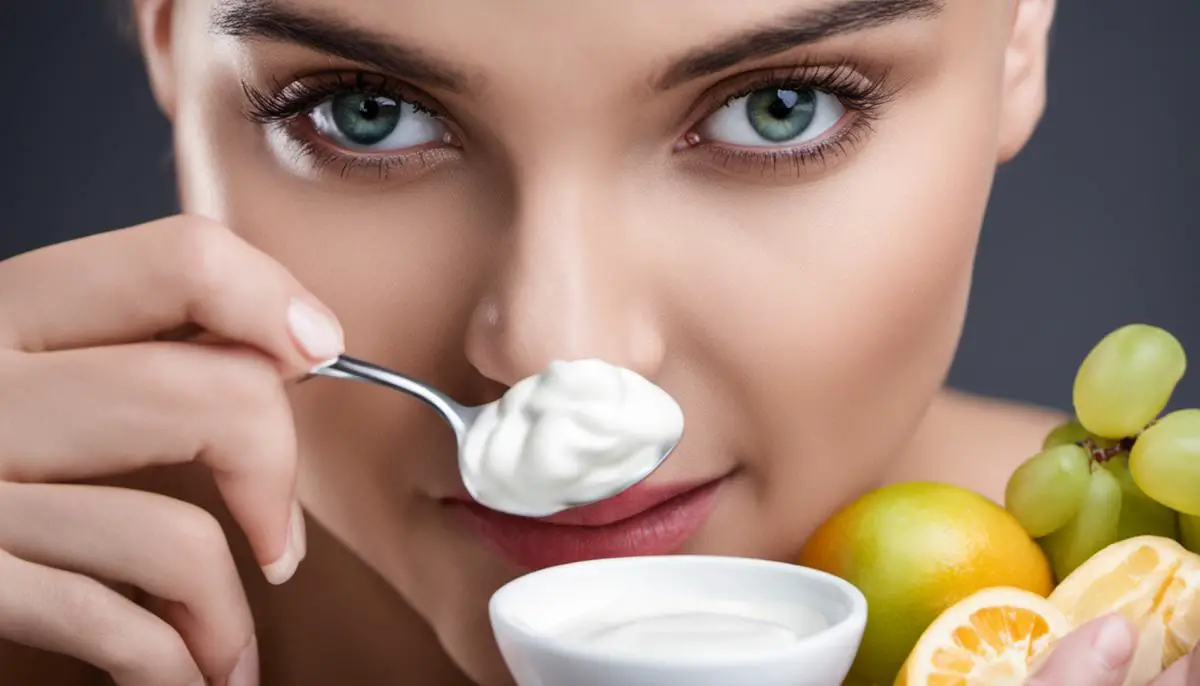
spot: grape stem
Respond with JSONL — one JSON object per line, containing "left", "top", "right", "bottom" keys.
{"left": 1079, "top": 436, "right": 1136, "bottom": 463}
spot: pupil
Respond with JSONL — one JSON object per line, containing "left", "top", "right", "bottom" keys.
{"left": 358, "top": 99, "right": 381, "bottom": 120}
{"left": 745, "top": 88, "right": 817, "bottom": 143}
{"left": 767, "top": 90, "right": 802, "bottom": 120}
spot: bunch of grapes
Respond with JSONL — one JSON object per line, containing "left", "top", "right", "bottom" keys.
{"left": 1004, "top": 324, "right": 1200, "bottom": 581}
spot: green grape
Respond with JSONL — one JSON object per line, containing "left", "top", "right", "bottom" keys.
{"left": 1005, "top": 444, "right": 1092, "bottom": 537}
{"left": 1072, "top": 324, "right": 1186, "bottom": 439}
{"left": 1130, "top": 409, "right": 1200, "bottom": 516}
{"left": 1038, "top": 466, "right": 1122, "bottom": 581}
{"left": 1042, "top": 419, "right": 1090, "bottom": 449}
{"left": 1180, "top": 513, "right": 1200, "bottom": 555}
{"left": 1102, "top": 454, "right": 1179, "bottom": 539}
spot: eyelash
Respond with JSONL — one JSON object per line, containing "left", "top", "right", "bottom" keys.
{"left": 241, "top": 62, "right": 898, "bottom": 180}
{"left": 685, "top": 62, "right": 898, "bottom": 176}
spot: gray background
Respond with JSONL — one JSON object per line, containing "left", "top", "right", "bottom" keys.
{"left": 1, "top": 1, "right": 1197, "bottom": 411}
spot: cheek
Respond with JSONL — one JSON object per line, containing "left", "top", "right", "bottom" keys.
{"left": 168, "top": 61, "right": 514, "bottom": 505}
{"left": 666, "top": 76, "right": 1003, "bottom": 457}
{"left": 803, "top": 97, "right": 998, "bottom": 415}
{"left": 171, "top": 64, "right": 501, "bottom": 363}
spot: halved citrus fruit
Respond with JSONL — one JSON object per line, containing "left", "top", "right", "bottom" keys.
{"left": 899, "top": 586, "right": 1072, "bottom": 686}
{"left": 1048, "top": 536, "right": 1187, "bottom": 628}
{"left": 1151, "top": 551, "right": 1200, "bottom": 667}
{"left": 1048, "top": 535, "right": 1200, "bottom": 670}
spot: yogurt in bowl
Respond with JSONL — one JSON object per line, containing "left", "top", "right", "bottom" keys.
{"left": 489, "top": 555, "right": 867, "bottom": 686}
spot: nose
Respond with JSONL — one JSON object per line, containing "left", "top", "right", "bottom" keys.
{"left": 465, "top": 170, "right": 665, "bottom": 388}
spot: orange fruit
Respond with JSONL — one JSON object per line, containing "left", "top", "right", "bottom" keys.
{"left": 896, "top": 587, "right": 1072, "bottom": 686}
{"left": 798, "top": 482, "right": 1053, "bottom": 684}
{"left": 1049, "top": 535, "right": 1200, "bottom": 669}
{"left": 1048, "top": 536, "right": 1184, "bottom": 626}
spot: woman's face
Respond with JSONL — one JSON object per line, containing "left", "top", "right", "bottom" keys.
{"left": 137, "top": 0, "right": 1051, "bottom": 681}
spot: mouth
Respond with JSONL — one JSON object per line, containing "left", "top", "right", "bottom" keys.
{"left": 445, "top": 474, "right": 728, "bottom": 571}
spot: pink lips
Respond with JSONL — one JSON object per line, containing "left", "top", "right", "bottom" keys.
{"left": 448, "top": 477, "right": 725, "bottom": 570}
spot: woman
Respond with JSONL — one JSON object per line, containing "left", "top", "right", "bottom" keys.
{"left": 0, "top": 0, "right": 1193, "bottom": 684}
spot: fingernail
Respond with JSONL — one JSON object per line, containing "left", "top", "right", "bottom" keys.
{"left": 261, "top": 501, "right": 306, "bottom": 585}
{"left": 228, "top": 636, "right": 260, "bottom": 686}
{"left": 1093, "top": 615, "right": 1136, "bottom": 669}
{"left": 287, "top": 298, "right": 343, "bottom": 361}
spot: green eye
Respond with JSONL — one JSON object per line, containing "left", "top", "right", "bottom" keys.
{"left": 328, "top": 93, "right": 402, "bottom": 147}
{"left": 309, "top": 90, "right": 449, "bottom": 153}
{"left": 744, "top": 89, "right": 817, "bottom": 143}
{"left": 699, "top": 85, "right": 845, "bottom": 149}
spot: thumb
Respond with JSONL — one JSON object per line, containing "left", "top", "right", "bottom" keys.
{"left": 1027, "top": 614, "right": 1136, "bottom": 686}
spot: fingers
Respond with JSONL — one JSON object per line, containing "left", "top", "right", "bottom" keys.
{"left": 0, "top": 482, "right": 256, "bottom": 680}
{"left": 1155, "top": 656, "right": 1189, "bottom": 685}
{"left": 0, "top": 549, "right": 206, "bottom": 686}
{"left": 1027, "top": 614, "right": 1137, "bottom": 686}
{"left": 1152, "top": 642, "right": 1200, "bottom": 685}
{"left": 0, "top": 215, "right": 344, "bottom": 375}
{"left": 0, "top": 343, "right": 303, "bottom": 580}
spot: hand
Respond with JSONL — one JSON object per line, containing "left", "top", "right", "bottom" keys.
{"left": 0, "top": 216, "right": 345, "bottom": 686}
{"left": 1028, "top": 613, "right": 1200, "bottom": 686}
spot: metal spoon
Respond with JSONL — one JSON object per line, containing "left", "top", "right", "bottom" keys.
{"left": 307, "top": 355, "right": 676, "bottom": 512}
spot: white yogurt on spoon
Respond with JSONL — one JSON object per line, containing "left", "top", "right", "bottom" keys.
{"left": 459, "top": 359, "right": 684, "bottom": 517}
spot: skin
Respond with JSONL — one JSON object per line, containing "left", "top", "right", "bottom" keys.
{"left": 0, "top": 0, "right": 1196, "bottom": 684}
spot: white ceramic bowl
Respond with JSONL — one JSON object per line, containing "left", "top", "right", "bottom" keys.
{"left": 489, "top": 555, "right": 867, "bottom": 686}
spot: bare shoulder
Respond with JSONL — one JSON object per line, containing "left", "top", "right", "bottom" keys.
{"left": 886, "top": 388, "right": 1068, "bottom": 503}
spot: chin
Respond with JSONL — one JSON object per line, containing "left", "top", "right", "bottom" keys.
{"left": 424, "top": 562, "right": 520, "bottom": 686}
{"left": 404, "top": 479, "right": 727, "bottom": 685}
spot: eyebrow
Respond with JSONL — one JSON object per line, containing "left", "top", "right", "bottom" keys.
{"left": 209, "top": 0, "right": 469, "bottom": 92}
{"left": 656, "top": 0, "right": 943, "bottom": 90}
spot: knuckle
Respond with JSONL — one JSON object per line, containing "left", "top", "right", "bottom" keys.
{"left": 64, "top": 579, "right": 194, "bottom": 683}
{"left": 164, "top": 501, "right": 234, "bottom": 573}
{"left": 152, "top": 347, "right": 295, "bottom": 475}
{"left": 206, "top": 622, "right": 256, "bottom": 679}
{"left": 131, "top": 346, "right": 214, "bottom": 413}
{"left": 218, "top": 352, "right": 282, "bottom": 407}
{"left": 220, "top": 356, "right": 297, "bottom": 453}
{"left": 168, "top": 217, "right": 241, "bottom": 304}
{"left": 235, "top": 405, "right": 297, "bottom": 476}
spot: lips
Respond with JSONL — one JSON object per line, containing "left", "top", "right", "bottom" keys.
{"left": 448, "top": 477, "right": 725, "bottom": 570}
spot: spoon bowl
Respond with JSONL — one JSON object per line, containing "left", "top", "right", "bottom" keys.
{"left": 308, "top": 355, "right": 675, "bottom": 514}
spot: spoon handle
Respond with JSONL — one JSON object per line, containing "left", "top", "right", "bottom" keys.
{"left": 309, "top": 355, "right": 471, "bottom": 436}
